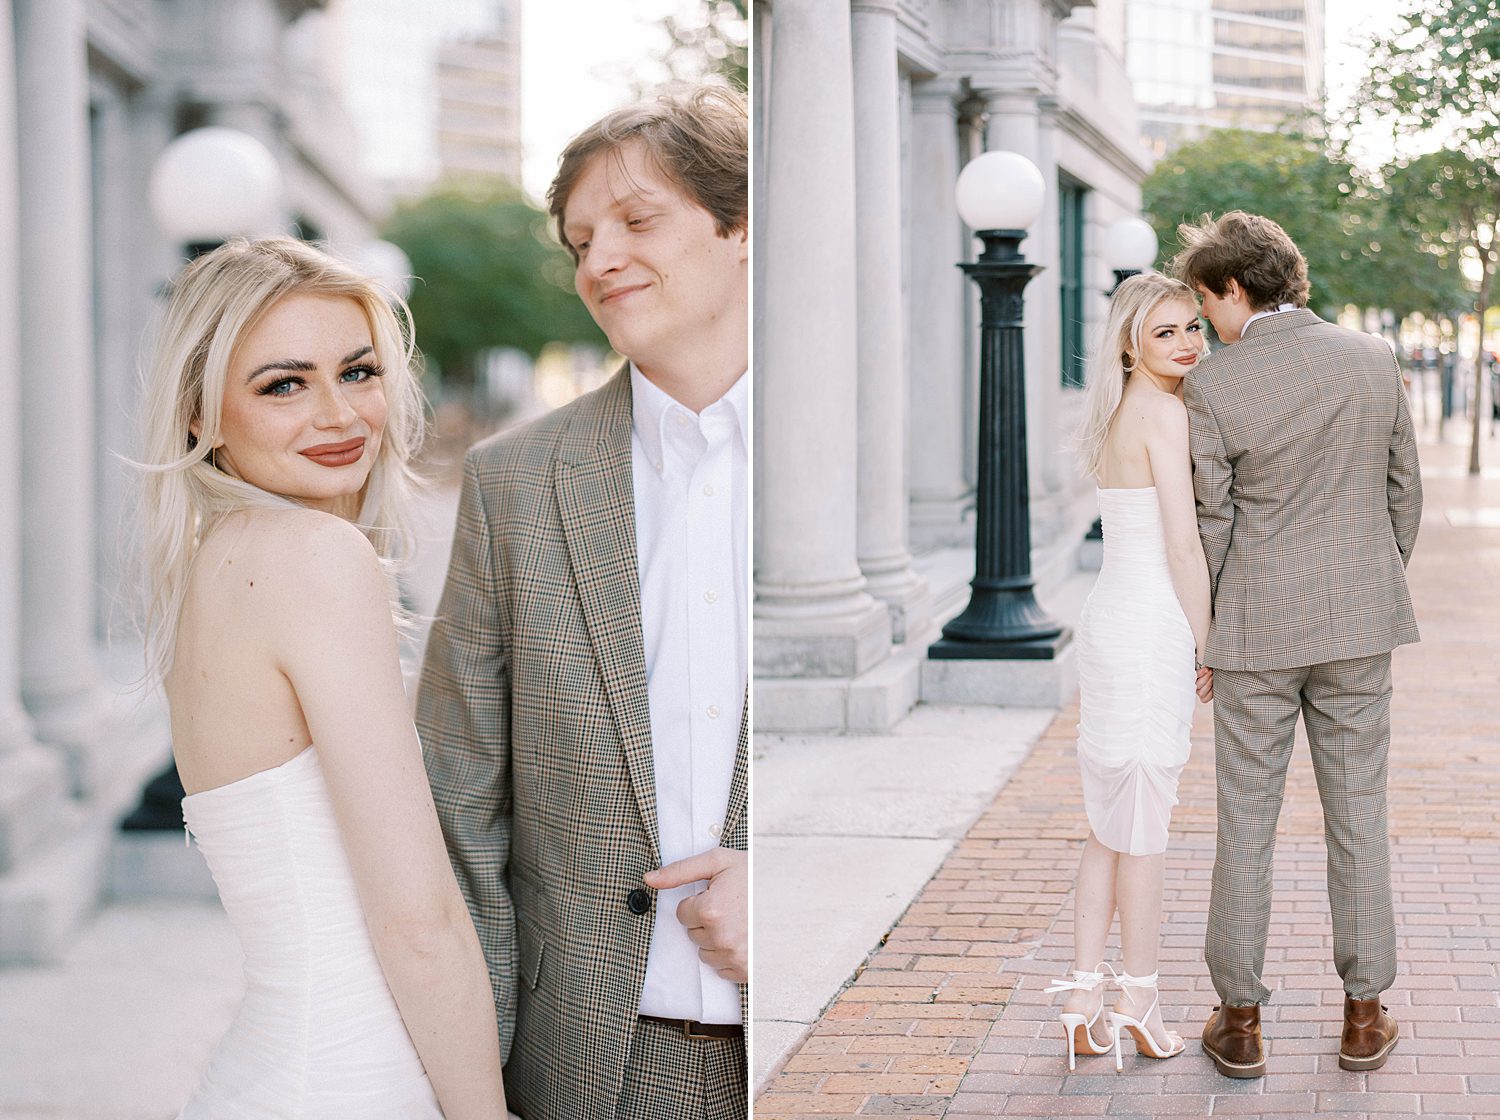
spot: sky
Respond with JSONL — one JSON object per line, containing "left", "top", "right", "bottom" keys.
{"left": 519, "top": 0, "right": 686, "bottom": 200}
{"left": 1321, "top": 0, "right": 1415, "bottom": 167}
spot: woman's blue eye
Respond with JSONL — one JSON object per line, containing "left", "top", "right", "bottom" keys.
{"left": 261, "top": 378, "right": 300, "bottom": 397}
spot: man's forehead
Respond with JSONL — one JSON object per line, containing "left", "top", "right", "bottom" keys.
{"left": 565, "top": 145, "right": 682, "bottom": 220}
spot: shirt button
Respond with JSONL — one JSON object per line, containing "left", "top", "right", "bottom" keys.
{"left": 626, "top": 887, "right": 652, "bottom": 915}
{"left": 702, "top": 483, "right": 715, "bottom": 497}
{"left": 709, "top": 822, "right": 722, "bottom": 840}
{"left": 706, "top": 704, "right": 720, "bottom": 719}
{"left": 703, "top": 590, "right": 718, "bottom": 604}
{"left": 675, "top": 413, "right": 692, "bottom": 428}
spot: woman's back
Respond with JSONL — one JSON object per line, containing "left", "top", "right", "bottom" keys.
{"left": 166, "top": 508, "right": 326, "bottom": 796}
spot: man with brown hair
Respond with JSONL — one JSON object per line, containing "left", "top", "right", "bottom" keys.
{"left": 1173, "top": 211, "right": 1422, "bottom": 1079}
{"left": 419, "top": 85, "right": 748, "bottom": 1120}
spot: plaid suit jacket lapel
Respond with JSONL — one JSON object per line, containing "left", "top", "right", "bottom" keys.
{"left": 553, "top": 367, "right": 661, "bottom": 862}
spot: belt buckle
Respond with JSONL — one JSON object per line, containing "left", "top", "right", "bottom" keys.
{"left": 683, "top": 1019, "right": 716, "bottom": 1041}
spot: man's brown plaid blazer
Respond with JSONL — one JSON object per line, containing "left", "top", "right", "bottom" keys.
{"left": 417, "top": 368, "right": 750, "bottom": 1119}
{"left": 1185, "top": 309, "right": 1422, "bottom": 671}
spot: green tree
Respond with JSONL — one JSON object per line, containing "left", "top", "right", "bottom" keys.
{"left": 654, "top": 0, "right": 747, "bottom": 91}
{"left": 1142, "top": 128, "right": 1410, "bottom": 319}
{"left": 382, "top": 186, "right": 603, "bottom": 389}
{"left": 1350, "top": 0, "right": 1500, "bottom": 471}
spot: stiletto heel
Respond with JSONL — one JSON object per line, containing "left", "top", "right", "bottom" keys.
{"left": 1104, "top": 970, "right": 1186, "bottom": 1070}
{"left": 1045, "top": 965, "right": 1114, "bottom": 1070}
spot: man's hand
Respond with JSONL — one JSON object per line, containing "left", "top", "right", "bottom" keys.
{"left": 644, "top": 848, "right": 747, "bottom": 984}
{"left": 1196, "top": 666, "right": 1214, "bottom": 704}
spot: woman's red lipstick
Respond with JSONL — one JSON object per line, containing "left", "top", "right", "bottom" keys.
{"left": 300, "top": 437, "right": 366, "bottom": 467}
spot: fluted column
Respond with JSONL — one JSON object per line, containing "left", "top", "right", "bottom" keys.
{"left": 0, "top": 0, "right": 72, "bottom": 880}
{"left": 15, "top": 0, "right": 114, "bottom": 790}
{"left": 851, "top": 0, "right": 925, "bottom": 643}
{"left": 755, "top": 0, "right": 890, "bottom": 678}
{"left": 906, "top": 79, "right": 973, "bottom": 551}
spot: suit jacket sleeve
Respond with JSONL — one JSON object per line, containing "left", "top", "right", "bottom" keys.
{"left": 416, "top": 450, "right": 515, "bottom": 1055}
{"left": 1185, "top": 375, "right": 1234, "bottom": 597}
{"left": 1386, "top": 363, "right": 1422, "bottom": 567}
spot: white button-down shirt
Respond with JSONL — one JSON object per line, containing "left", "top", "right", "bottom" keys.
{"left": 630, "top": 364, "right": 747, "bottom": 1024}
{"left": 1242, "top": 302, "right": 1296, "bottom": 334}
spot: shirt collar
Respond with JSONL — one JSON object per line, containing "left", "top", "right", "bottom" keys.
{"left": 630, "top": 363, "right": 749, "bottom": 476}
{"left": 1242, "top": 303, "right": 1297, "bottom": 334}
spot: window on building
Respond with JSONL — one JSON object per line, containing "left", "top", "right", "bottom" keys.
{"left": 1059, "top": 176, "right": 1087, "bottom": 388}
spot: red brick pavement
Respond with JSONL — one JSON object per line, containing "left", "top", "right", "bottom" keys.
{"left": 754, "top": 437, "right": 1500, "bottom": 1119}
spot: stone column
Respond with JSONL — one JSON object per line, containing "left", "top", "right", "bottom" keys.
{"left": 0, "top": 0, "right": 72, "bottom": 877}
{"left": 851, "top": 0, "right": 925, "bottom": 643}
{"left": 15, "top": 0, "right": 115, "bottom": 791}
{"left": 755, "top": 0, "right": 890, "bottom": 678}
{"left": 906, "top": 79, "right": 973, "bottom": 552}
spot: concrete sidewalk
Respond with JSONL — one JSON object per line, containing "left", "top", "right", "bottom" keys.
{"left": 753, "top": 430, "right": 1500, "bottom": 1118}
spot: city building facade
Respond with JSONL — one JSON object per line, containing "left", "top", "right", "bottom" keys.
{"left": 1126, "top": 0, "right": 1326, "bottom": 155}
{"left": 754, "top": 0, "right": 1152, "bottom": 731}
{"left": 0, "top": 0, "right": 381, "bottom": 963}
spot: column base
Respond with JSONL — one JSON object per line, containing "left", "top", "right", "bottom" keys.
{"left": 909, "top": 495, "right": 975, "bottom": 552}
{"left": 0, "top": 746, "right": 72, "bottom": 873}
{"left": 860, "top": 563, "right": 930, "bottom": 645}
{"left": 754, "top": 594, "right": 892, "bottom": 679}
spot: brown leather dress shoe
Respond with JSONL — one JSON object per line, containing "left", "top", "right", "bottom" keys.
{"left": 1340, "top": 996, "right": 1399, "bottom": 1071}
{"left": 1201, "top": 1004, "right": 1266, "bottom": 1078}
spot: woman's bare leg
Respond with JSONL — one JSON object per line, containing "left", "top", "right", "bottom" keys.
{"left": 1063, "top": 832, "right": 1119, "bottom": 1039}
{"left": 1115, "top": 851, "right": 1180, "bottom": 1048}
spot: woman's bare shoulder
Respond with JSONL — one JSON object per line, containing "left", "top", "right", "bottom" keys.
{"left": 191, "top": 508, "right": 383, "bottom": 615}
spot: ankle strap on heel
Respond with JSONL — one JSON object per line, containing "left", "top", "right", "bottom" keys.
{"left": 1117, "top": 971, "right": 1160, "bottom": 988}
{"left": 1044, "top": 969, "right": 1106, "bottom": 994}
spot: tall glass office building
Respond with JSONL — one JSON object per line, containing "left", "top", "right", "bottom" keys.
{"left": 1126, "top": 0, "right": 1325, "bottom": 154}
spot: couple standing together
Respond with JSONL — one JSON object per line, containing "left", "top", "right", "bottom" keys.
{"left": 1056, "top": 212, "right": 1422, "bottom": 1079}
{"left": 141, "top": 87, "right": 748, "bottom": 1119}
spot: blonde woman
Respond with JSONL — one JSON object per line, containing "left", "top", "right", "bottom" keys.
{"left": 1047, "top": 272, "right": 1213, "bottom": 1071}
{"left": 137, "top": 238, "right": 507, "bottom": 1119}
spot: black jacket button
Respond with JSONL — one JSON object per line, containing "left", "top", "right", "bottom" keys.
{"left": 626, "top": 887, "right": 651, "bottom": 915}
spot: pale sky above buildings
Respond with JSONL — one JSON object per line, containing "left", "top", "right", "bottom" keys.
{"left": 520, "top": 0, "right": 684, "bottom": 200}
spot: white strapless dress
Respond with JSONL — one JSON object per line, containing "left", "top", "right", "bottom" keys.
{"left": 1075, "top": 487, "right": 1196, "bottom": 856}
{"left": 178, "top": 745, "right": 443, "bottom": 1119}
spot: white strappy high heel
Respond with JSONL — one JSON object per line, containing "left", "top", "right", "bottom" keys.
{"left": 1044, "top": 965, "right": 1115, "bottom": 1070}
{"left": 1106, "top": 970, "right": 1186, "bottom": 1071}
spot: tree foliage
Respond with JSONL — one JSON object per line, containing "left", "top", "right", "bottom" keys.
{"left": 382, "top": 186, "right": 603, "bottom": 388}
{"left": 1348, "top": 0, "right": 1500, "bottom": 470}
{"left": 654, "top": 0, "right": 747, "bottom": 92}
{"left": 1141, "top": 128, "right": 1461, "bottom": 319}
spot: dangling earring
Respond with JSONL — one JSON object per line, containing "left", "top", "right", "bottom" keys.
{"left": 1122, "top": 353, "right": 1136, "bottom": 374}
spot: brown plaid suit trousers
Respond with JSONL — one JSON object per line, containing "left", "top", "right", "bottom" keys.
{"left": 1185, "top": 309, "right": 1421, "bottom": 1006}
{"left": 418, "top": 369, "right": 749, "bottom": 1120}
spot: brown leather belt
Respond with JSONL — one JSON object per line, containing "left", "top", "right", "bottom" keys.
{"left": 638, "top": 1014, "right": 744, "bottom": 1040}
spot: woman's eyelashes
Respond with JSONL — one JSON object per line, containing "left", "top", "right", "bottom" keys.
{"left": 255, "top": 363, "right": 384, "bottom": 397}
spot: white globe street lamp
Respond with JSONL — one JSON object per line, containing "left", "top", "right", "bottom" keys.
{"left": 1102, "top": 216, "right": 1158, "bottom": 293}
{"left": 930, "top": 151, "right": 1068, "bottom": 661}
{"left": 954, "top": 150, "right": 1047, "bottom": 233}
{"left": 148, "top": 127, "right": 283, "bottom": 254}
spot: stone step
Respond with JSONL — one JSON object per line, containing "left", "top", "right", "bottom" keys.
{"left": 0, "top": 807, "right": 109, "bottom": 964}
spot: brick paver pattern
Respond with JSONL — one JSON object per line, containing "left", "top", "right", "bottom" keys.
{"left": 755, "top": 439, "right": 1500, "bottom": 1119}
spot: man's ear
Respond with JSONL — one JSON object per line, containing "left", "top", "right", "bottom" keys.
{"left": 736, "top": 225, "right": 748, "bottom": 263}
{"left": 1224, "top": 278, "right": 1245, "bottom": 305}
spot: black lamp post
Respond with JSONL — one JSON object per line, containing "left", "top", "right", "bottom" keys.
{"left": 930, "top": 151, "right": 1067, "bottom": 661}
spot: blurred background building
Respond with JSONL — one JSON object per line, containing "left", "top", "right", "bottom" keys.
{"left": 1126, "top": 0, "right": 1326, "bottom": 155}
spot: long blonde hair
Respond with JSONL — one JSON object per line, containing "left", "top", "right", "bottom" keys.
{"left": 135, "top": 237, "right": 425, "bottom": 684}
{"left": 1075, "top": 272, "right": 1199, "bottom": 481}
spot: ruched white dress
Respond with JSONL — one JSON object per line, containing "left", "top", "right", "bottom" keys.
{"left": 178, "top": 745, "right": 443, "bottom": 1120}
{"left": 1075, "top": 487, "right": 1196, "bottom": 856}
